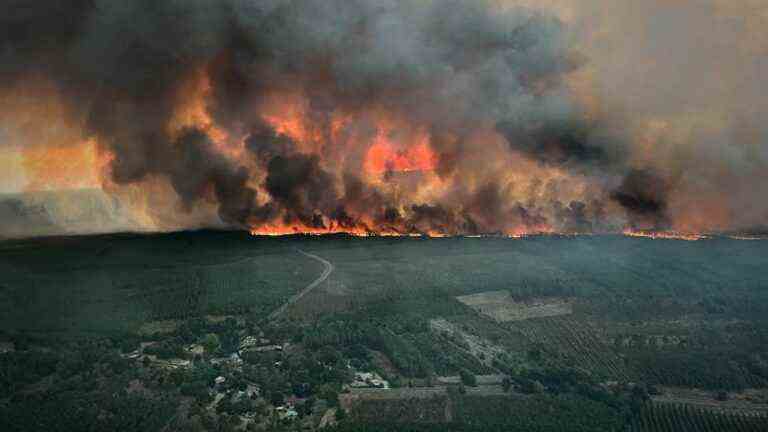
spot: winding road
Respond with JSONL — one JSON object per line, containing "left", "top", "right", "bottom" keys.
{"left": 268, "top": 249, "right": 334, "bottom": 321}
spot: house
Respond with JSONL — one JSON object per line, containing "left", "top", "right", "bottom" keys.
{"left": 276, "top": 405, "right": 299, "bottom": 421}
{"left": 370, "top": 377, "right": 389, "bottom": 388}
{"left": 239, "top": 336, "right": 289, "bottom": 354}
{"left": 186, "top": 344, "right": 205, "bottom": 356}
{"left": 351, "top": 372, "right": 390, "bottom": 389}
{"left": 214, "top": 376, "right": 227, "bottom": 387}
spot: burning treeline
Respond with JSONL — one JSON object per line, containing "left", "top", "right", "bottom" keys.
{"left": 2, "top": 0, "right": 767, "bottom": 236}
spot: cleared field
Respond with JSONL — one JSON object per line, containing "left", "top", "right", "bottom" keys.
{"left": 429, "top": 318, "right": 507, "bottom": 369}
{"left": 456, "top": 290, "right": 572, "bottom": 322}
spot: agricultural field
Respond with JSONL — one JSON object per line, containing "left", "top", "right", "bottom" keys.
{"left": 455, "top": 291, "right": 572, "bottom": 322}
{"left": 509, "top": 315, "right": 633, "bottom": 381}
{"left": 628, "top": 403, "right": 768, "bottom": 432}
{"left": 651, "top": 387, "right": 768, "bottom": 416}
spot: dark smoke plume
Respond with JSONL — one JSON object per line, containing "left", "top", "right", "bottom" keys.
{"left": 170, "top": 129, "right": 257, "bottom": 225}
{"left": 265, "top": 154, "right": 338, "bottom": 227}
{"left": 2, "top": 0, "right": 764, "bottom": 237}
{"left": 611, "top": 169, "right": 670, "bottom": 230}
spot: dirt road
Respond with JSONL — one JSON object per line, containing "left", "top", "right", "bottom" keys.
{"left": 268, "top": 249, "right": 333, "bottom": 321}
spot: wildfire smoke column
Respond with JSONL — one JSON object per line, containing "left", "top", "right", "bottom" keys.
{"left": 0, "top": 0, "right": 766, "bottom": 238}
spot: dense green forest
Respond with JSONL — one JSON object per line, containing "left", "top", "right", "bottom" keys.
{"left": 1, "top": 232, "right": 767, "bottom": 431}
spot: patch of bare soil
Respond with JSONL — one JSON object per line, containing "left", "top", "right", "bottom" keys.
{"left": 429, "top": 318, "right": 506, "bottom": 368}
{"left": 456, "top": 290, "right": 572, "bottom": 322}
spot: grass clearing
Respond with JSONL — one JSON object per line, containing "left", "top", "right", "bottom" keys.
{"left": 456, "top": 290, "right": 572, "bottom": 322}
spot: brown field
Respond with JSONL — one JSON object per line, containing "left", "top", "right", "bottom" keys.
{"left": 456, "top": 290, "right": 572, "bottom": 322}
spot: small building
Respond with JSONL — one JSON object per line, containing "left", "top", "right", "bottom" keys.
{"left": 351, "top": 372, "right": 390, "bottom": 389}
{"left": 186, "top": 344, "right": 205, "bottom": 356}
{"left": 240, "top": 336, "right": 289, "bottom": 355}
{"left": 214, "top": 376, "right": 227, "bottom": 387}
{"left": 370, "top": 378, "right": 389, "bottom": 388}
{"left": 276, "top": 405, "right": 299, "bottom": 421}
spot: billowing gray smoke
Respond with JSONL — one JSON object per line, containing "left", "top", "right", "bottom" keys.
{"left": 2, "top": 0, "right": 763, "bottom": 236}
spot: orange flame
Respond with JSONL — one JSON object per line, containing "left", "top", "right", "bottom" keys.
{"left": 249, "top": 216, "right": 558, "bottom": 239}
{"left": 170, "top": 68, "right": 240, "bottom": 160}
{"left": 364, "top": 132, "right": 438, "bottom": 174}
{"left": 622, "top": 229, "right": 708, "bottom": 241}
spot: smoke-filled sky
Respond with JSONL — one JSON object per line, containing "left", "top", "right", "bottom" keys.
{"left": 1, "top": 0, "right": 766, "bottom": 238}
